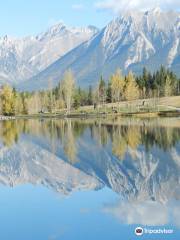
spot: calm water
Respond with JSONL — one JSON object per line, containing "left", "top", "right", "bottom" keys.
{"left": 0, "top": 117, "right": 179, "bottom": 240}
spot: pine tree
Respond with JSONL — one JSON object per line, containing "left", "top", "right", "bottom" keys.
{"left": 87, "top": 86, "right": 93, "bottom": 105}
{"left": 106, "top": 80, "right": 112, "bottom": 103}
{"left": 98, "top": 76, "right": 106, "bottom": 105}
{"left": 73, "top": 89, "right": 81, "bottom": 109}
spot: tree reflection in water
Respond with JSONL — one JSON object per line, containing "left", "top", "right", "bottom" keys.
{"left": 0, "top": 118, "right": 180, "bottom": 161}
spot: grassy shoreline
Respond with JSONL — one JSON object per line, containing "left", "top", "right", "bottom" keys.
{"left": 13, "top": 110, "right": 180, "bottom": 120}
{"left": 1, "top": 96, "right": 180, "bottom": 120}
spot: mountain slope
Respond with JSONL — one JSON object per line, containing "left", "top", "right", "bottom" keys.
{"left": 0, "top": 137, "right": 102, "bottom": 194}
{"left": 0, "top": 23, "right": 98, "bottom": 85}
{"left": 0, "top": 125, "right": 179, "bottom": 203}
{"left": 19, "top": 8, "right": 180, "bottom": 91}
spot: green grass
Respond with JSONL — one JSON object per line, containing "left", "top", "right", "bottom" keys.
{"left": 15, "top": 95, "right": 180, "bottom": 119}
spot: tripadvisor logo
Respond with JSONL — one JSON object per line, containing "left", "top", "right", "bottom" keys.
{"left": 134, "top": 226, "right": 174, "bottom": 236}
{"left": 135, "top": 227, "right": 143, "bottom": 236}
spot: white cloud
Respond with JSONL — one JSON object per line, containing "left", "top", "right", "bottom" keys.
{"left": 72, "top": 4, "right": 84, "bottom": 10}
{"left": 103, "top": 200, "right": 168, "bottom": 226}
{"left": 172, "top": 204, "right": 180, "bottom": 228}
{"left": 103, "top": 200, "right": 180, "bottom": 227}
{"left": 95, "top": 0, "right": 180, "bottom": 13}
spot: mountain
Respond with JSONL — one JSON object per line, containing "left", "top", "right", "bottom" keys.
{"left": 0, "top": 137, "right": 102, "bottom": 194}
{"left": 75, "top": 136, "right": 180, "bottom": 204}
{"left": 0, "top": 136, "right": 179, "bottom": 201}
{"left": 19, "top": 8, "right": 180, "bottom": 91}
{"left": 0, "top": 23, "right": 98, "bottom": 85}
{"left": 0, "top": 119, "right": 179, "bottom": 203}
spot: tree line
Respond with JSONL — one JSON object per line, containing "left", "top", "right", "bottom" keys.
{"left": 1, "top": 118, "right": 180, "bottom": 159}
{"left": 0, "top": 66, "right": 179, "bottom": 116}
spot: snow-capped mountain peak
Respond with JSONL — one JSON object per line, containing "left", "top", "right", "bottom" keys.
{"left": 0, "top": 22, "right": 98, "bottom": 85}
{"left": 0, "top": 9, "right": 180, "bottom": 90}
{"left": 37, "top": 22, "right": 68, "bottom": 40}
{"left": 18, "top": 9, "right": 180, "bottom": 91}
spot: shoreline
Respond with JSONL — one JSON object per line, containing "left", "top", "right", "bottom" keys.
{"left": 1, "top": 110, "right": 179, "bottom": 121}
{"left": 0, "top": 116, "right": 16, "bottom": 120}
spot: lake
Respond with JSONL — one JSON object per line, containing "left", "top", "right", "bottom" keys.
{"left": 0, "top": 117, "right": 179, "bottom": 240}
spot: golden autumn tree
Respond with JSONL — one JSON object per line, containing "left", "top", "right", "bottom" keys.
{"left": 124, "top": 71, "right": 139, "bottom": 101}
{"left": 164, "top": 75, "right": 172, "bottom": 97}
{"left": 1, "top": 85, "right": 15, "bottom": 116}
{"left": 111, "top": 69, "right": 125, "bottom": 103}
{"left": 64, "top": 120, "right": 77, "bottom": 164}
{"left": 61, "top": 69, "right": 75, "bottom": 114}
{"left": 112, "top": 126, "right": 127, "bottom": 160}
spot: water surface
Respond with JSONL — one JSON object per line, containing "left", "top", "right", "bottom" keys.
{"left": 0, "top": 117, "right": 179, "bottom": 240}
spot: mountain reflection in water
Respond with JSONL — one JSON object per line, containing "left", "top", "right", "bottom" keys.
{"left": 0, "top": 117, "right": 179, "bottom": 231}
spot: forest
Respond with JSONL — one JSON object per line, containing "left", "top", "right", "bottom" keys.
{"left": 0, "top": 66, "right": 179, "bottom": 116}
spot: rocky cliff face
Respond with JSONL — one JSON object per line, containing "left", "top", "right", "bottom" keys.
{"left": 19, "top": 8, "right": 180, "bottom": 90}
{"left": 0, "top": 23, "right": 98, "bottom": 85}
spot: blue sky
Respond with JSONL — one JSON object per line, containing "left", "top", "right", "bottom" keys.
{"left": 0, "top": 0, "right": 179, "bottom": 37}
{"left": 0, "top": 0, "right": 112, "bottom": 37}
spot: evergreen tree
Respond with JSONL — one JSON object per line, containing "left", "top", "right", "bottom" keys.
{"left": 106, "top": 80, "right": 112, "bottom": 103}
{"left": 87, "top": 86, "right": 93, "bottom": 105}
{"left": 98, "top": 76, "right": 106, "bottom": 105}
{"left": 73, "top": 89, "right": 81, "bottom": 109}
